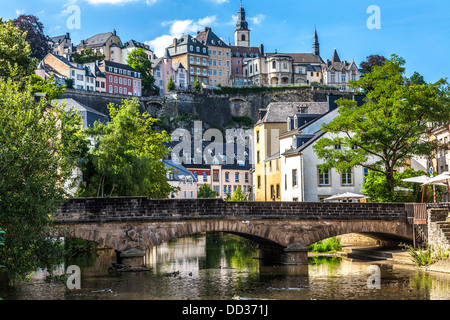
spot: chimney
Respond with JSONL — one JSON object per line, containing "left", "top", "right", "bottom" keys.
{"left": 66, "top": 32, "right": 70, "bottom": 40}
{"left": 259, "top": 43, "right": 264, "bottom": 56}
{"left": 113, "top": 29, "right": 117, "bottom": 36}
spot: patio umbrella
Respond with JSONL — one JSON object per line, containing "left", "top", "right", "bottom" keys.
{"left": 324, "top": 192, "right": 369, "bottom": 202}
{"left": 420, "top": 172, "right": 450, "bottom": 202}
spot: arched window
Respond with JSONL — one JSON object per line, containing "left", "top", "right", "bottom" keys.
{"left": 241, "top": 34, "right": 246, "bottom": 41}
{"left": 272, "top": 61, "right": 276, "bottom": 69}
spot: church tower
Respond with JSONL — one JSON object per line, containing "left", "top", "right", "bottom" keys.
{"left": 313, "top": 26, "right": 320, "bottom": 56}
{"left": 234, "top": 4, "right": 250, "bottom": 47}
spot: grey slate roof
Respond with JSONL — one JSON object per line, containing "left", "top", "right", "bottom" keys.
{"left": 78, "top": 32, "right": 113, "bottom": 48}
{"left": 257, "top": 102, "right": 329, "bottom": 124}
{"left": 52, "top": 98, "right": 109, "bottom": 129}
{"left": 164, "top": 160, "right": 197, "bottom": 182}
{"left": 196, "top": 27, "right": 230, "bottom": 48}
{"left": 267, "top": 53, "right": 325, "bottom": 65}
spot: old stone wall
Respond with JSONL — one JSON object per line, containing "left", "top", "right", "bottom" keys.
{"left": 427, "top": 208, "right": 450, "bottom": 252}
{"left": 60, "top": 88, "right": 356, "bottom": 129}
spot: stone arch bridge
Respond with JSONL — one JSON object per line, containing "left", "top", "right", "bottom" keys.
{"left": 53, "top": 197, "right": 412, "bottom": 266}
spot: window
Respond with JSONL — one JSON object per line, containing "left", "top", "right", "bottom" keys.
{"left": 213, "top": 171, "right": 219, "bottom": 182}
{"left": 292, "top": 169, "right": 298, "bottom": 187}
{"left": 272, "top": 61, "right": 276, "bottom": 69}
{"left": 119, "top": 78, "right": 122, "bottom": 84}
{"left": 235, "top": 172, "right": 239, "bottom": 182}
{"left": 190, "top": 57, "right": 194, "bottom": 63}
{"left": 114, "top": 76, "right": 118, "bottom": 83}
{"left": 196, "top": 57, "right": 200, "bottom": 64}
{"left": 203, "top": 48, "right": 207, "bottom": 54}
{"left": 334, "top": 144, "right": 341, "bottom": 150}
{"left": 193, "top": 172, "right": 198, "bottom": 179}
{"left": 276, "top": 184, "right": 280, "bottom": 198}
{"left": 318, "top": 168, "right": 330, "bottom": 186}
{"left": 271, "top": 185, "right": 275, "bottom": 200}
{"left": 77, "top": 74, "right": 83, "bottom": 81}
{"left": 241, "top": 34, "right": 245, "bottom": 41}
{"left": 256, "top": 131, "right": 260, "bottom": 143}
{"left": 330, "top": 75, "right": 335, "bottom": 82}
{"left": 363, "top": 168, "right": 369, "bottom": 183}
{"left": 257, "top": 176, "right": 261, "bottom": 189}
{"left": 257, "top": 151, "right": 260, "bottom": 163}
{"left": 245, "top": 173, "right": 249, "bottom": 183}
{"left": 189, "top": 45, "right": 193, "bottom": 52}
{"left": 203, "top": 172, "right": 207, "bottom": 182}
{"left": 341, "top": 169, "right": 353, "bottom": 185}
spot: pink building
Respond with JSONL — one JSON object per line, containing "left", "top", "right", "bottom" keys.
{"left": 152, "top": 48, "right": 187, "bottom": 95}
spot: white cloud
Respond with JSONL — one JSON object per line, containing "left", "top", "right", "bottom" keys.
{"left": 248, "top": 14, "right": 266, "bottom": 25}
{"left": 147, "top": 16, "right": 217, "bottom": 57}
{"left": 210, "top": 0, "right": 229, "bottom": 3}
{"left": 85, "top": 0, "right": 139, "bottom": 4}
{"left": 228, "top": 13, "right": 265, "bottom": 26}
{"left": 15, "top": 9, "right": 25, "bottom": 16}
{"left": 84, "top": 0, "right": 157, "bottom": 5}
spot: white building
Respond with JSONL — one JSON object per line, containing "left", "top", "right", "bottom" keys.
{"left": 280, "top": 106, "right": 367, "bottom": 202}
{"left": 323, "top": 49, "right": 360, "bottom": 91}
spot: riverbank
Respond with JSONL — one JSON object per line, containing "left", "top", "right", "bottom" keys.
{"left": 309, "top": 245, "right": 450, "bottom": 275}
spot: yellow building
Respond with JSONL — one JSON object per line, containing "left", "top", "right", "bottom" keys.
{"left": 253, "top": 102, "right": 331, "bottom": 201}
{"left": 196, "top": 27, "right": 232, "bottom": 87}
{"left": 253, "top": 103, "right": 296, "bottom": 201}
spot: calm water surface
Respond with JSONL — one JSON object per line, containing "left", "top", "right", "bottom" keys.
{"left": 1, "top": 232, "right": 450, "bottom": 300}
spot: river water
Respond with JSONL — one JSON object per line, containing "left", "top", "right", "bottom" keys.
{"left": 1, "top": 232, "right": 450, "bottom": 300}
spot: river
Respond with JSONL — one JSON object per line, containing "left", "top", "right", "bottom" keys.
{"left": 1, "top": 232, "right": 450, "bottom": 300}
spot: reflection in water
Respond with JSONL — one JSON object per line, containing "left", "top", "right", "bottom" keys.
{"left": 1, "top": 232, "right": 450, "bottom": 300}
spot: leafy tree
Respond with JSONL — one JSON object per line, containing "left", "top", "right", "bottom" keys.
{"left": 13, "top": 15, "right": 50, "bottom": 60}
{"left": 193, "top": 76, "right": 201, "bottom": 93}
{"left": 359, "top": 54, "right": 386, "bottom": 75}
{"left": 407, "top": 71, "right": 426, "bottom": 85}
{"left": 0, "top": 18, "right": 36, "bottom": 81}
{"left": 0, "top": 79, "right": 87, "bottom": 282}
{"left": 229, "top": 186, "right": 247, "bottom": 201}
{"left": 78, "top": 98, "right": 175, "bottom": 198}
{"left": 30, "top": 74, "right": 66, "bottom": 100}
{"left": 197, "top": 184, "right": 218, "bottom": 198}
{"left": 72, "top": 47, "right": 105, "bottom": 64}
{"left": 65, "top": 78, "right": 74, "bottom": 89}
{"left": 166, "top": 75, "right": 175, "bottom": 92}
{"left": 313, "top": 55, "right": 450, "bottom": 194}
{"left": 362, "top": 168, "right": 432, "bottom": 203}
{"left": 126, "top": 48, "right": 157, "bottom": 95}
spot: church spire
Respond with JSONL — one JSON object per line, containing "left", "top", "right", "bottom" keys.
{"left": 236, "top": 2, "right": 249, "bottom": 30}
{"left": 313, "top": 25, "right": 320, "bottom": 56}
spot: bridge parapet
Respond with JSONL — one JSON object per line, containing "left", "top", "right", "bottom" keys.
{"left": 54, "top": 197, "right": 408, "bottom": 223}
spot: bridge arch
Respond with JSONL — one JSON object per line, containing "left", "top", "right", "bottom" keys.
{"left": 58, "top": 218, "right": 412, "bottom": 254}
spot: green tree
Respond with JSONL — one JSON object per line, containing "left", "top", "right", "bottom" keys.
{"left": 126, "top": 48, "right": 157, "bottom": 95}
{"left": 30, "top": 74, "right": 66, "bottom": 100}
{"left": 229, "top": 186, "right": 247, "bottom": 201}
{"left": 78, "top": 98, "right": 175, "bottom": 198}
{"left": 72, "top": 47, "right": 105, "bottom": 64}
{"left": 313, "top": 55, "right": 450, "bottom": 194}
{"left": 362, "top": 168, "right": 432, "bottom": 203}
{"left": 193, "top": 76, "right": 201, "bottom": 93}
{"left": 198, "top": 184, "right": 218, "bottom": 198}
{"left": 0, "top": 79, "right": 87, "bottom": 282}
{"left": 0, "top": 18, "right": 36, "bottom": 81}
{"left": 166, "top": 75, "right": 175, "bottom": 92}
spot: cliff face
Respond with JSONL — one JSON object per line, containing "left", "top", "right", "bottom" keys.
{"left": 60, "top": 88, "right": 355, "bottom": 130}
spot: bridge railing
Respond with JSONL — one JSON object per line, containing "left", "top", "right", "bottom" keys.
{"left": 53, "top": 197, "right": 409, "bottom": 223}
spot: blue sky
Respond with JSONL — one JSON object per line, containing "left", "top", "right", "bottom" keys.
{"left": 3, "top": 0, "right": 450, "bottom": 82}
